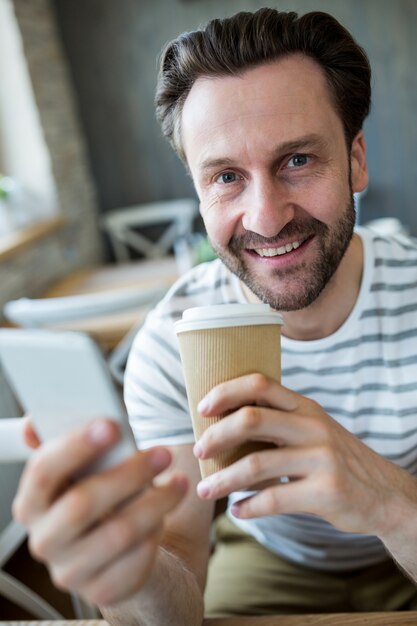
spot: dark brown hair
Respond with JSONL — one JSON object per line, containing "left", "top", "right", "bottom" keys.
{"left": 155, "top": 8, "right": 371, "bottom": 162}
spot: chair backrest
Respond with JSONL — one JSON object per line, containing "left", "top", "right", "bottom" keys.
{"left": 3, "top": 284, "right": 168, "bottom": 328}
{"left": 100, "top": 198, "right": 199, "bottom": 262}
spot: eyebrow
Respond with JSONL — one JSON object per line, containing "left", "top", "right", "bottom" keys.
{"left": 198, "top": 133, "right": 328, "bottom": 174}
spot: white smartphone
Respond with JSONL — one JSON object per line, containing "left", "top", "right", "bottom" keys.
{"left": 0, "top": 328, "right": 137, "bottom": 475}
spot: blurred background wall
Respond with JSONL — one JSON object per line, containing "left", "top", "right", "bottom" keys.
{"left": 1, "top": 0, "right": 103, "bottom": 310}
{"left": 1, "top": 0, "right": 416, "bottom": 314}
{"left": 52, "top": 0, "right": 417, "bottom": 234}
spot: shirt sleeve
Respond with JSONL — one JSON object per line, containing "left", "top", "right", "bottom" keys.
{"left": 124, "top": 305, "right": 195, "bottom": 450}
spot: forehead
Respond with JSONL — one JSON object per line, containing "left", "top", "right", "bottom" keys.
{"left": 181, "top": 55, "right": 344, "bottom": 170}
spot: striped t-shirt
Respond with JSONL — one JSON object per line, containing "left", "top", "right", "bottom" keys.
{"left": 124, "top": 226, "right": 417, "bottom": 571}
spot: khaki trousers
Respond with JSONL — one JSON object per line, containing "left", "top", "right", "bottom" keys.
{"left": 204, "top": 515, "right": 417, "bottom": 617}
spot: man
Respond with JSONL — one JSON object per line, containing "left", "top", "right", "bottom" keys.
{"left": 14, "top": 8, "right": 417, "bottom": 624}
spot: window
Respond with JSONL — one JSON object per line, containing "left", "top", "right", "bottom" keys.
{"left": 0, "top": 0, "right": 58, "bottom": 237}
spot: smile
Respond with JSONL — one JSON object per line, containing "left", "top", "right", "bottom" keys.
{"left": 253, "top": 240, "right": 303, "bottom": 257}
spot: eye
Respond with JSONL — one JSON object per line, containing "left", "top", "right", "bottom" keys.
{"left": 287, "top": 154, "right": 309, "bottom": 168}
{"left": 216, "top": 171, "right": 238, "bottom": 184}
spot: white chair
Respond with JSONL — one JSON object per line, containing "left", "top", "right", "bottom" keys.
{"left": 100, "top": 197, "right": 199, "bottom": 263}
{"left": 364, "top": 217, "right": 409, "bottom": 237}
{"left": 3, "top": 283, "right": 169, "bottom": 328}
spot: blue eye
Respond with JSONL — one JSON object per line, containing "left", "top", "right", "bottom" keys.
{"left": 218, "top": 172, "right": 237, "bottom": 184}
{"left": 288, "top": 154, "right": 309, "bottom": 168}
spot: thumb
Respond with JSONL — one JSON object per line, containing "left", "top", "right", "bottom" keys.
{"left": 22, "top": 416, "right": 41, "bottom": 449}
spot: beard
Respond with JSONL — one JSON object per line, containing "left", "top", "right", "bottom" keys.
{"left": 210, "top": 196, "right": 356, "bottom": 312}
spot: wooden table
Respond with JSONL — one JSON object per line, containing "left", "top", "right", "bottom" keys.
{"left": 38, "top": 257, "right": 179, "bottom": 350}
{"left": 1, "top": 615, "right": 417, "bottom": 625}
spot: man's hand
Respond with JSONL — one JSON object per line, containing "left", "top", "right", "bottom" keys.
{"left": 13, "top": 418, "right": 188, "bottom": 607}
{"left": 193, "top": 373, "right": 417, "bottom": 539}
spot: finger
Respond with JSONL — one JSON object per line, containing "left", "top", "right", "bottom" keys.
{"left": 195, "top": 406, "right": 312, "bottom": 460}
{"left": 230, "top": 478, "right": 320, "bottom": 519}
{"left": 81, "top": 530, "right": 161, "bottom": 607}
{"left": 13, "top": 418, "right": 121, "bottom": 524}
{"left": 198, "top": 373, "right": 300, "bottom": 416}
{"left": 22, "top": 417, "right": 41, "bottom": 449}
{"left": 30, "top": 450, "right": 179, "bottom": 556}
{"left": 45, "top": 474, "right": 188, "bottom": 589}
{"left": 196, "top": 447, "right": 314, "bottom": 500}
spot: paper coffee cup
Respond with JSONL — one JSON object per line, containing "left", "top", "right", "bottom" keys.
{"left": 175, "top": 304, "right": 283, "bottom": 478}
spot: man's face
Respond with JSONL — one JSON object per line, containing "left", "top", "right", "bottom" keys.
{"left": 181, "top": 55, "right": 368, "bottom": 311}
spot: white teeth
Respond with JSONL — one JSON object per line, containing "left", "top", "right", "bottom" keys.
{"left": 254, "top": 240, "right": 302, "bottom": 257}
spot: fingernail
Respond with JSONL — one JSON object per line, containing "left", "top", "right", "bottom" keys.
{"left": 173, "top": 474, "right": 189, "bottom": 493}
{"left": 193, "top": 442, "right": 203, "bottom": 458}
{"left": 87, "top": 420, "right": 114, "bottom": 446}
{"left": 197, "top": 397, "right": 210, "bottom": 414}
{"left": 150, "top": 447, "right": 171, "bottom": 471}
{"left": 197, "top": 479, "right": 211, "bottom": 498}
{"left": 230, "top": 503, "right": 241, "bottom": 517}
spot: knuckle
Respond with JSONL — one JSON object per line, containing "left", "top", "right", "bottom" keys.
{"left": 65, "top": 487, "right": 93, "bottom": 527}
{"left": 50, "top": 564, "right": 77, "bottom": 590}
{"left": 264, "top": 487, "right": 280, "bottom": 512}
{"left": 246, "top": 453, "right": 264, "bottom": 479}
{"left": 103, "top": 515, "right": 137, "bottom": 554}
{"left": 28, "top": 531, "right": 50, "bottom": 561}
{"left": 203, "top": 427, "right": 217, "bottom": 449}
{"left": 317, "top": 444, "right": 337, "bottom": 468}
{"left": 12, "top": 496, "right": 27, "bottom": 526}
{"left": 250, "top": 373, "right": 270, "bottom": 394}
{"left": 211, "top": 472, "right": 227, "bottom": 495}
{"left": 306, "top": 397, "right": 321, "bottom": 412}
{"left": 84, "top": 579, "right": 113, "bottom": 607}
{"left": 322, "top": 470, "right": 344, "bottom": 497}
{"left": 28, "top": 454, "right": 52, "bottom": 492}
{"left": 240, "top": 406, "right": 262, "bottom": 430}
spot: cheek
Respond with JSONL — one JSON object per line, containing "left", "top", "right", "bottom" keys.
{"left": 200, "top": 194, "right": 241, "bottom": 246}
{"left": 301, "top": 177, "right": 349, "bottom": 226}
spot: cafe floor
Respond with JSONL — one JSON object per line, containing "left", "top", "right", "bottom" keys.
{"left": 0, "top": 539, "right": 76, "bottom": 619}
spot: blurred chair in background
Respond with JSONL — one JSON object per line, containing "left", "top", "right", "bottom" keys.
{"left": 100, "top": 197, "right": 199, "bottom": 263}
{"left": 3, "top": 198, "right": 200, "bottom": 354}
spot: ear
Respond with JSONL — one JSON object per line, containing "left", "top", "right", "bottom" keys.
{"left": 350, "top": 130, "right": 368, "bottom": 193}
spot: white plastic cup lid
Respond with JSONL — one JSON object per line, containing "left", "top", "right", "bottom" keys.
{"left": 175, "top": 304, "right": 283, "bottom": 333}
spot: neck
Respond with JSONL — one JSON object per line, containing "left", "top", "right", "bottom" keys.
{"left": 241, "top": 233, "right": 364, "bottom": 341}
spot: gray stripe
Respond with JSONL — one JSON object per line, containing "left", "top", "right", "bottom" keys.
{"left": 148, "top": 329, "right": 181, "bottom": 362}
{"left": 298, "top": 381, "right": 417, "bottom": 396}
{"left": 279, "top": 515, "right": 379, "bottom": 541}
{"left": 138, "top": 379, "right": 185, "bottom": 410}
{"left": 327, "top": 406, "right": 417, "bottom": 420}
{"left": 132, "top": 394, "right": 159, "bottom": 410}
{"left": 135, "top": 354, "right": 186, "bottom": 397}
{"left": 373, "top": 235, "right": 417, "bottom": 251}
{"left": 282, "top": 327, "right": 417, "bottom": 355}
{"left": 135, "top": 423, "right": 192, "bottom": 437}
{"left": 175, "top": 277, "right": 230, "bottom": 298}
{"left": 371, "top": 280, "right": 417, "bottom": 292}
{"left": 404, "top": 460, "right": 417, "bottom": 475}
{"left": 361, "top": 302, "right": 417, "bottom": 318}
{"left": 354, "top": 426, "right": 417, "bottom": 441}
{"left": 375, "top": 257, "right": 417, "bottom": 267}
{"left": 284, "top": 354, "right": 417, "bottom": 376}
{"left": 299, "top": 541, "right": 384, "bottom": 558}
{"left": 373, "top": 440, "right": 417, "bottom": 464}
{"left": 387, "top": 448, "right": 417, "bottom": 465}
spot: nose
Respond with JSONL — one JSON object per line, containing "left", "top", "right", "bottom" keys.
{"left": 241, "top": 176, "right": 295, "bottom": 237}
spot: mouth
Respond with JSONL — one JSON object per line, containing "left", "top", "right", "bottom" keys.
{"left": 247, "top": 236, "right": 312, "bottom": 259}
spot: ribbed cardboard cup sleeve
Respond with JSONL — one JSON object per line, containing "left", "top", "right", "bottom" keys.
{"left": 177, "top": 324, "right": 281, "bottom": 479}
